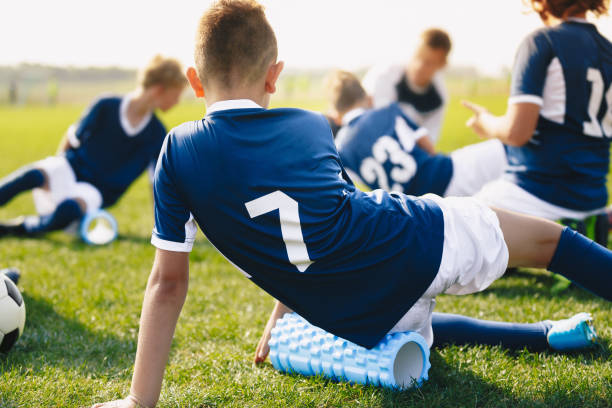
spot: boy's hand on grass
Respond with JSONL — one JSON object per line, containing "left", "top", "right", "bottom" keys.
{"left": 254, "top": 301, "right": 293, "bottom": 364}
{"left": 91, "top": 395, "right": 152, "bottom": 408}
{"left": 462, "top": 100, "right": 491, "bottom": 139}
{"left": 90, "top": 397, "right": 137, "bottom": 408}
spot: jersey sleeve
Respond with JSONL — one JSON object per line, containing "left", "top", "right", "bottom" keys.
{"left": 509, "top": 30, "right": 554, "bottom": 106}
{"left": 363, "top": 64, "right": 401, "bottom": 108}
{"left": 68, "top": 98, "right": 106, "bottom": 148}
{"left": 151, "top": 135, "right": 197, "bottom": 252}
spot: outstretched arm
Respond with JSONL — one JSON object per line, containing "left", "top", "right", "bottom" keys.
{"left": 254, "top": 300, "right": 293, "bottom": 363}
{"left": 462, "top": 101, "right": 540, "bottom": 147}
{"left": 92, "top": 249, "right": 189, "bottom": 408}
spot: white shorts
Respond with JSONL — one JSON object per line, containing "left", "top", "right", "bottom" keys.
{"left": 475, "top": 178, "right": 605, "bottom": 221}
{"left": 444, "top": 139, "right": 507, "bottom": 197}
{"left": 389, "top": 195, "right": 509, "bottom": 347}
{"left": 32, "top": 156, "right": 102, "bottom": 215}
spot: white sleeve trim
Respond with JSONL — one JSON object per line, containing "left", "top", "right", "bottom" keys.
{"left": 508, "top": 95, "right": 543, "bottom": 106}
{"left": 66, "top": 124, "right": 80, "bottom": 148}
{"left": 151, "top": 235, "right": 194, "bottom": 252}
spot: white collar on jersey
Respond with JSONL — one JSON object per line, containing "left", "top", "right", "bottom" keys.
{"left": 119, "top": 92, "right": 153, "bottom": 137}
{"left": 206, "top": 99, "right": 263, "bottom": 115}
{"left": 342, "top": 107, "right": 366, "bottom": 125}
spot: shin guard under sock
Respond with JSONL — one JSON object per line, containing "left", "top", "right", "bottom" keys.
{"left": 548, "top": 227, "right": 612, "bottom": 301}
{"left": 432, "top": 312, "right": 551, "bottom": 351}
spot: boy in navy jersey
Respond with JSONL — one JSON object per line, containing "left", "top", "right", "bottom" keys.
{"left": 463, "top": 0, "right": 612, "bottom": 239}
{"left": 0, "top": 56, "right": 187, "bottom": 238}
{"left": 329, "top": 70, "right": 506, "bottom": 197}
{"left": 93, "top": 2, "right": 611, "bottom": 407}
{"left": 363, "top": 28, "right": 451, "bottom": 143}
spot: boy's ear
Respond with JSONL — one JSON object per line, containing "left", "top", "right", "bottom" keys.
{"left": 265, "top": 61, "right": 284, "bottom": 94}
{"left": 186, "top": 67, "right": 205, "bottom": 98}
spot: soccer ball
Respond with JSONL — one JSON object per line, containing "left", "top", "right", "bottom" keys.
{"left": 0, "top": 274, "right": 26, "bottom": 353}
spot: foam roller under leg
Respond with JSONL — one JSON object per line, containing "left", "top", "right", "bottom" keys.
{"left": 268, "top": 313, "right": 430, "bottom": 389}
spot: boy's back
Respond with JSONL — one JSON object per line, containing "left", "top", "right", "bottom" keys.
{"left": 65, "top": 95, "right": 167, "bottom": 207}
{"left": 507, "top": 20, "right": 612, "bottom": 211}
{"left": 336, "top": 103, "right": 453, "bottom": 196}
{"left": 152, "top": 100, "right": 444, "bottom": 348}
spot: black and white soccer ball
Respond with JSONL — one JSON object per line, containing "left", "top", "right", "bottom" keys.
{"left": 0, "top": 274, "right": 26, "bottom": 353}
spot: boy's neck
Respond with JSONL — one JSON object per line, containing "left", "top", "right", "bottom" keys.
{"left": 129, "top": 88, "right": 156, "bottom": 117}
{"left": 205, "top": 86, "right": 269, "bottom": 109}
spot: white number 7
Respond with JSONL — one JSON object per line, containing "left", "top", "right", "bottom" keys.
{"left": 245, "top": 191, "right": 313, "bottom": 272}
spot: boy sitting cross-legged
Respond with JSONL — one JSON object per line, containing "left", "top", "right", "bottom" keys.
{"left": 92, "top": 2, "right": 611, "bottom": 407}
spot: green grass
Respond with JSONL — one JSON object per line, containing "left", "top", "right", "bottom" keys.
{"left": 0, "top": 96, "right": 611, "bottom": 408}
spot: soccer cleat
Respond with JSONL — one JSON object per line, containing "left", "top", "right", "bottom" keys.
{"left": 1, "top": 268, "right": 20, "bottom": 285}
{"left": 0, "top": 217, "right": 27, "bottom": 237}
{"left": 546, "top": 313, "right": 598, "bottom": 351}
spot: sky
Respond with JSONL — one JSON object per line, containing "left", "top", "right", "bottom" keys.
{"left": 1, "top": 1, "right": 611, "bottom": 76}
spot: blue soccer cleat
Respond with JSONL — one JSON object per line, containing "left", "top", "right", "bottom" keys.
{"left": 547, "top": 313, "right": 598, "bottom": 351}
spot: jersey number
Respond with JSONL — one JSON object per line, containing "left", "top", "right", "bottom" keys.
{"left": 584, "top": 68, "right": 612, "bottom": 138}
{"left": 360, "top": 136, "right": 417, "bottom": 193}
{"left": 245, "top": 191, "right": 313, "bottom": 272}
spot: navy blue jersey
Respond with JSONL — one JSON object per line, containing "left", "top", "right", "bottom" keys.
{"left": 65, "top": 96, "right": 167, "bottom": 207}
{"left": 337, "top": 103, "right": 453, "bottom": 196}
{"left": 152, "top": 100, "right": 444, "bottom": 349}
{"left": 507, "top": 20, "right": 612, "bottom": 211}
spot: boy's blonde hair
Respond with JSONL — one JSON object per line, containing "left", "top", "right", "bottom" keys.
{"left": 195, "top": 0, "right": 278, "bottom": 89}
{"left": 419, "top": 28, "right": 452, "bottom": 56}
{"left": 139, "top": 55, "right": 188, "bottom": 89}
{"left": 327, "top": 70, "right": 367, "bottom": 115}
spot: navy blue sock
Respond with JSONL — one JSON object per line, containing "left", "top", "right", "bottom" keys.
{"left": 432, "top": 312, "right": 551, "bottom": 351}
{"left": 0, "top": 167, "right": 45, "bottom": 206}
{"left": 24, "top": 199, "right": 83, "bottom": 234}
{"left": 548, "top": 227, "right": 612, "bottom": 301}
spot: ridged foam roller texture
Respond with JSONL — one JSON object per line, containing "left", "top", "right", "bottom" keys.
{"left": 269, "top": 313, "right": 431, "bottom": 389}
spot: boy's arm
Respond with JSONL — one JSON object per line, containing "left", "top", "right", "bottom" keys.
{"left": 462, "top": 101, "right": 540, "bottom": 147}
{"left": 254, "top": 300, "right": 293, "bottom": 363}
{"left": 92, "top": 249, "right": 189, "bottom": 408}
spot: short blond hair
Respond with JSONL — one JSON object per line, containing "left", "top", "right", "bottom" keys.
{"left": 139, "top": 55, "right": 188, "bottom": 89}
{"left": 195, "top": 0, "right": 278, "bottom": 89}
{"left": 327, "top": 70, "right": 367, "bottom": 115}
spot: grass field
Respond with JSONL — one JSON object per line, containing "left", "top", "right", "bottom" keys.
{"left": 0, "top": 95, "right": 610, "bottom": 408}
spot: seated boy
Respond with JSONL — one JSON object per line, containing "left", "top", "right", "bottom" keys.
{"left": 462, "top": 0, "right": 612, "bottom": 246}
{"left": 0, "top": 56, "right": 187, "bottom": 237}
{"left": 92, "top": 2, "right": 611, "bottom": 407}
{"left": 362, "top": 28, "right": 451, "bottom": 143}
{"left": 329, "top": 70, "right": 506, "bottom": 197}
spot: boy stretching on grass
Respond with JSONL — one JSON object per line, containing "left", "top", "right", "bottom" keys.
{"left": 329, "top": 70, "right": 506, "bottom": 197}
{"left": 0, "top": 56, "right": 186, "bottom": 238}
{"left": 93, "top": 2, "right": 611, "bottom": 407}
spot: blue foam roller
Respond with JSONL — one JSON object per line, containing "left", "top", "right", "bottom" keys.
{"left": 268, "top": 313, "right": 430, "bottom": 389}
{"left": 79, "top": 210, "right": 118, "bottom": 245}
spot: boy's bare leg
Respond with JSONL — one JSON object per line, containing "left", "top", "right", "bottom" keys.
{"left": 492, "top": 207, "right": 563, "bottom": 268}
{"left": 494, "top": 206, "right": 611, "bottom": 301}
